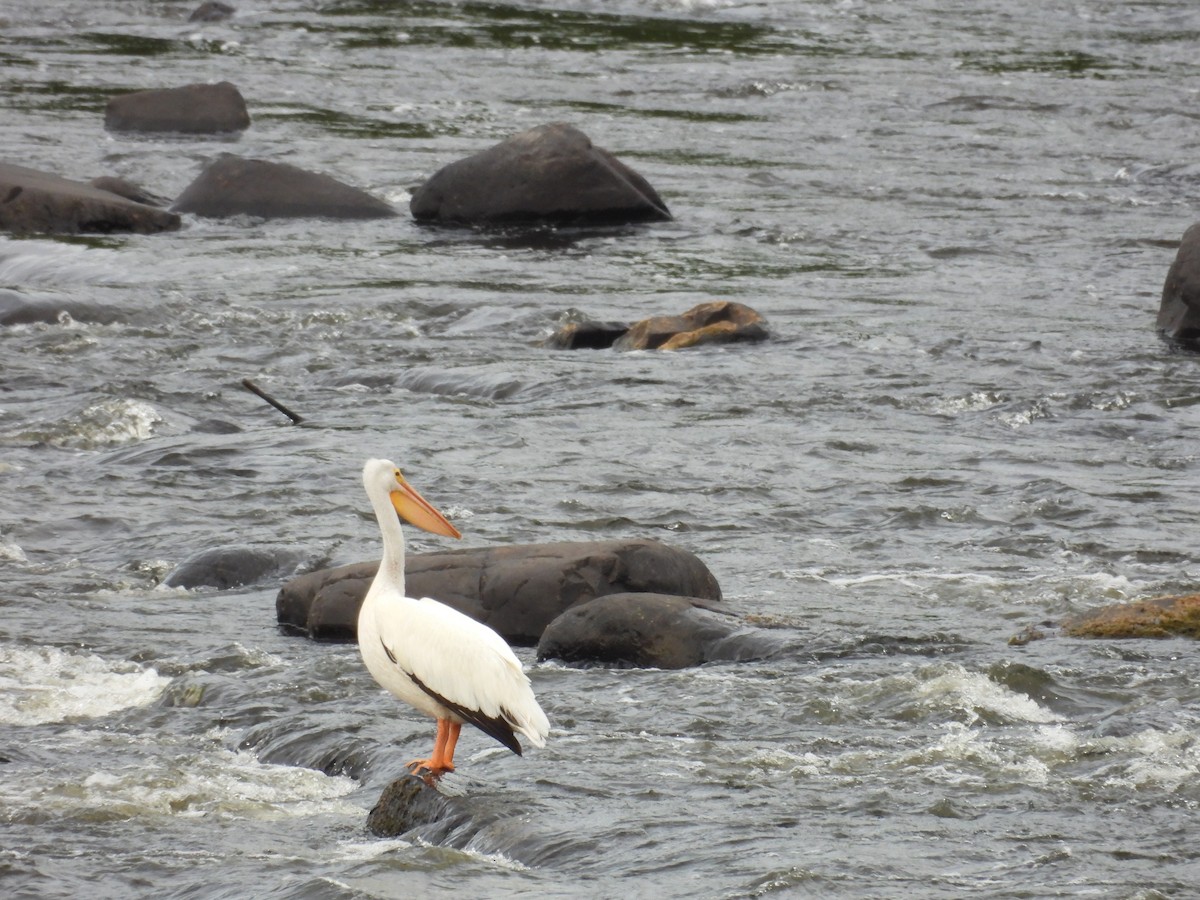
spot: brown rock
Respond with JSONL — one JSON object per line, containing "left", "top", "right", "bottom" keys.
{"left": 1063, "top": 593, "right": 1200, "bottom": 639}
{"left": 276, "top": 539, "right": 721, "bottom": 644}
{"left": 613, "top": 301, "right": 769, "bottom": 351}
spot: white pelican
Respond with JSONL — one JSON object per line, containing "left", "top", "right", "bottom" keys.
{"left": 357, "top": 458, "right": 550, "bottom": 775}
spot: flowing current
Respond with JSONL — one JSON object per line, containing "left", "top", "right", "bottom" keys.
{"left": 3, "top": 2, "right": 1200, "bottom": 897}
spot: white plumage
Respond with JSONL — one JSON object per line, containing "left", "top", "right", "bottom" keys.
{"left": 356, "top": 458, "right": 550, "bottom": 775}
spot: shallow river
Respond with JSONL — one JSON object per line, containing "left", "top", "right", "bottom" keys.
{"left": 4, "top": 1, "right": 1200, "bottom": 897}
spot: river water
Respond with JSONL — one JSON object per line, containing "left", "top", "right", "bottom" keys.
{"left": 4, "top": 1, "right": 1200, "bottom": 897}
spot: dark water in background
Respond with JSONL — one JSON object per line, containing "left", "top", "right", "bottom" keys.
{"left": 4, "top": 1, "right": 1200, "bottom": 897}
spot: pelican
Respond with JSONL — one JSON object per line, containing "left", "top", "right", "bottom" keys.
{"left": 356, "top": 458, "right": 550, "bottom": 775}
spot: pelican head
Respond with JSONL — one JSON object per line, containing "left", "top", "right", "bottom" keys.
{"left": 363, "top": 458, "right": 462, "bottom": 539}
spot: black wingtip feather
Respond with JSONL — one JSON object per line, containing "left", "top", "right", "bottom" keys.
{"left": 407, "top": 671, "right": 523, "bottom": 756}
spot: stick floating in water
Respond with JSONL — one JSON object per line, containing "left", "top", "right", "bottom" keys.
{"left": 242, "top": 378, "right": 304, "bottom": 424}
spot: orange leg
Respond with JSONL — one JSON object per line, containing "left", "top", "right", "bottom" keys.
{"left": 407, "top": 719, "right": 461, "bottom": 776}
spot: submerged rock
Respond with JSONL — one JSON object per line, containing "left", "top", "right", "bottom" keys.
{"left": 172, "top": 155, "right": 397, "bottom": 220}
{"left": 166, "top": 545, "right": 310, "bottom": 590}
{"left": 536, "top": 592, "right": 781, "bottom": 668}
{"left": 190, "top": 2, "right": 235, "bottom": 21}
{"left": 1157, "top": 223, "right": 1200, "bottom": 348}
{"left": 276, "top": 539, "right": 721, "bottom": 643}
{"left": 0, "top": 162, "right": 180, "bottom": 235}
{"left": 1063, "top": 593, "right": 1200, "bottom": 640}
{"left": 410, "top": 122, "right": 671, "bottom": 227}
{"left": 0, "top": 289, "right": 124, "bottom": 326}
{"left": 104, "top": 81, "right": 250, "bottom": 134}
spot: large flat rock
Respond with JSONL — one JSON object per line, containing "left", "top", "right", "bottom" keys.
{"left": 0, "top": 163, "right": 180, "bottom": 235}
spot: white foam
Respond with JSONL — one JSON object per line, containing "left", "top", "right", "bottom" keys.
{"left": 23, "top": 398, "right": 163, "bottom": 449}
{"left": 4, "top": 735, "right": 361, "bottom": 824}
{"left": 0, "top": 533, "right": 28, "bottom": 563}
{"left": 0, "top": 644, "right": 171, "bottom": 726}
{"left": 1083, "top": 728, "right": 1200, "bottom": 792}
{"left": 915, "top": 664, "right": 1059, "bottom": 725}
{"left": 928, "top": 390, "right": 1004, "bottom": 416}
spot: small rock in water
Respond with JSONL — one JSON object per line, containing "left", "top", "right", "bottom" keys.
{"left": 166, "top": 546, "right": 308, "bottom": 590}
{"left": 190, "top": 2, "right": 235, "bottom": 21}
{"left": 172, "top": 155, "right": 397, "bottom": 220}
{"left": 104, "top": 82, "right": 250, "bottom": 134}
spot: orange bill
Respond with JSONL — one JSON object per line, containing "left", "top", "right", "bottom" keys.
{"left": 389, "top": 474, "right": 462, "bottom": 539}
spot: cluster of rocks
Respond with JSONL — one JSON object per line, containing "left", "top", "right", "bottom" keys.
{"left": 2, "top": 69, "right": 772, "bottom": 350}
{"left": 272, "top": 538, "right": 786, "bottom": 669}
{"left": 1, "top": 71, "right": 672, "bottom": 234}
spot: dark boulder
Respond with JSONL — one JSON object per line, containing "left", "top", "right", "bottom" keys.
{"left": 172, "top": 155, "right": 397, "bottom": 220}
{"left": 1063, "top": 593, "right": 1200, "bottom": 640}
{"left": 367, "top": 774, "right": 456, "bottom": 837}
{"left": 0, "top": 162, "right": 180, "bottom": 235}
{"left": 410, "top": 122, "right": 671, "bottom": 227}
{"left": 614, "top": 301, "right": 769, "bottom": 351}
{"left": 105, "top": 81, "right": 250, "bottom": 134}
{"left": 367, "top": 774, "right": 563, "bottom": 865}
{"left": 1158, "top": 223, "right": 1200, "bottom": 347}
{"left": 190, "top": 2, "right": 235, "bottom": 21}
{"left": 165, "top": 545, "right": 310, "bottom": 590}
{"left": 542, "top": 318, "right": 631, "bottom": 350}
{"left": 276, "top": 539, "right": 721, "bottom": 643}
{"left": 536, "top": 592, "right": 782, "bottom": 668}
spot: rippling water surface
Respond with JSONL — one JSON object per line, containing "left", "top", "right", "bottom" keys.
{"left": 4, "top": 1, "right": 1200, "bottom": 897}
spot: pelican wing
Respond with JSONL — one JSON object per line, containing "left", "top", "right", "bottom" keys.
{"left": 370, "top": 593, "right": 549, "bottom": 752}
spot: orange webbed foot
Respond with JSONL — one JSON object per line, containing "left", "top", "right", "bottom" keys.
{"left": 406, "top": 757, "right": 454, "bottom": 776}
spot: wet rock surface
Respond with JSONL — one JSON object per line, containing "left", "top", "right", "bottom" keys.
{"left": 276, "top": 539, "right": 721, "bottom": 643}
{"left": 0, "top": 162, "right": 180, "bottom": 235}
{"left": 410, "top": 122, "right": 671, "bottom": 227}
